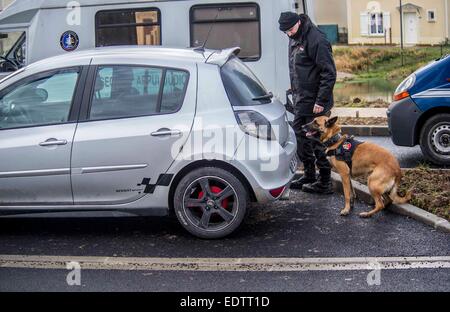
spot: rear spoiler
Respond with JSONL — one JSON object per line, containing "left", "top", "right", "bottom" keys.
{"left": 205, "top": 47, "right": 241, "bottom": 67}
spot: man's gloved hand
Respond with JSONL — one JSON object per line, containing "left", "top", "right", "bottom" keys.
{"left": 313, "top": 103, "right": 324, "bottom": 114}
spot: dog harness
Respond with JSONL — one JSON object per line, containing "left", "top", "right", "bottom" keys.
{"left": 325, "top": 134, "right": 363, "bottom": 171}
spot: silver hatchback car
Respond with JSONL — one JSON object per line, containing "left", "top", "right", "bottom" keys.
{"left": 0, "top": 46, "right": 297, "bottom": 239}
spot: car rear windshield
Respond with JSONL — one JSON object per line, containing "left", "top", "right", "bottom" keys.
{"left": 220, "top": 56, "right": 270, "bottom": 106}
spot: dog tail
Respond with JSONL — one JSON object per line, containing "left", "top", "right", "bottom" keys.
{"left": 389, "top": 183, "right": 412, "bottom": 204}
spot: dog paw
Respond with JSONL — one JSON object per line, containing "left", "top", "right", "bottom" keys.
{"left": 340, "top": 209, "right": 350, "bottom": 216}
{"left": 359, "top": 212, "right": 371, "bottom": 218}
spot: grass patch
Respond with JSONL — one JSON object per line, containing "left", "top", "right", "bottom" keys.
{"left": 334, "top": 46, "right": 449, "bottom": 80}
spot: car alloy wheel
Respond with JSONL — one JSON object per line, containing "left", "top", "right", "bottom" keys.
{"left": 183, "top": 176, "right": 238, "bottom": 231}
{"left": 173, "top": 167, "right": 248, "bottom": 239}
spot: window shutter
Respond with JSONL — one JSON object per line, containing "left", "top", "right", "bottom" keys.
{"left": 383, "top": 12, "right": 391, "bottom": 33}
{"left": 360, "top": 12, "right": 369, "bottom": 35}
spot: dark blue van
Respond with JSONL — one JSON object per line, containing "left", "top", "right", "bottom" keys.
{"left": 388, "top": 54, "right": 450, "bottom": 165}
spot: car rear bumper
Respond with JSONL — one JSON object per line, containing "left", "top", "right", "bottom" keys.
{"left": 387, "top": 97, "right": 422, "bottom": 147}
{"left": 232, "top": 126, "right": 297, "bottom": 203}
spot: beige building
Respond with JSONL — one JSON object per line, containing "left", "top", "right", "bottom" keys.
{"left": 298, "top": 0, "right": 349, "bottom": 43}
{"left": 313, "top": 0, "right": 348, "bottom": 30}
{"left": 347, "top": 0, "right": 450, "bottom": 45}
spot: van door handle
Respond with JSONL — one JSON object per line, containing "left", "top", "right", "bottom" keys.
{"left": 151, "top": 129, "right": 182, "bottom": 137}
{"left": 39, "top": 138, "right": 68, "bottom": 147}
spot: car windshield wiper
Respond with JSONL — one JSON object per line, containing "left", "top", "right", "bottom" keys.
{"left": 252, "top": 92, "right": 273, "bottom": 101}
{"left": 436, "top": 54, "right": 449, "bottom": 61}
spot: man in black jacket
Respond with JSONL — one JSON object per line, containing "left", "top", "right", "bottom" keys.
{"left": 279, "top": 12, "right": 337, "bottom": 194}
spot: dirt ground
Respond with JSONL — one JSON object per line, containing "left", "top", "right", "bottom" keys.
{"left": 338, "top": 117, "right": 388, "bottom": 125}
{"left": 355, "top": 168, "right": 450, "bottom": 221}
{"left": 335, "top": 98, "right": 390, "bottom": 108}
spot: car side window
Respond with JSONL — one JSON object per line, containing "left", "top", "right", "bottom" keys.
{"left": 161, "top": 70, "right": 189, "bottom": 113}
{"left": 0, "top": 68, "right": 79, "bottom": 130}
{"left": 90, "top": 65, "right": 188, "bottom": 120}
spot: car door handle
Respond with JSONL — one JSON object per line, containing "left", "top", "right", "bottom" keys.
{"left": 39, "top": 138, "right": 68, "bottom": 147}
{"left": 151, "top": 129, "right": 182, "bottom": 137}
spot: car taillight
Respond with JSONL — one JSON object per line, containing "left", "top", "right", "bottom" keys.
{"left": 234, "top": 110, "right": 275, "bottom": 141}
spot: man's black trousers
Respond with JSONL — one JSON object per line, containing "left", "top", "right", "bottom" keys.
{"left": 292, "top": 114, "right": 331, "bottom": 171}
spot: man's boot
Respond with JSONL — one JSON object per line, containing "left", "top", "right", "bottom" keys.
{"left": 290, "top": 165, "right": 316, "bottom": 190}
{"left": 302, "top": 168, "right": 334, "bottom": 194}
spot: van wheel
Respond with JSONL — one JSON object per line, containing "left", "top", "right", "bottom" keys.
{"left": 419, "top": 114, "right": 450, "bottom": 166}
{"left": 173, "top": 167, "right": 248, "bottom": 239}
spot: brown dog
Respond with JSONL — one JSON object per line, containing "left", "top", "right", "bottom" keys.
{"left": 303, "top": 116, "right": 412, "bottom": 218}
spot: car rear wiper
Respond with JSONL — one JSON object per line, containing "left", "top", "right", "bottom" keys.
{"left": 239, "top": 56, "right": 258, "bottom": 61}
{"left": 252, "top": 92, "right": 273, "bottom": 101}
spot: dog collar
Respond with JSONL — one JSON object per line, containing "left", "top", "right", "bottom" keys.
{"left": 323, "top": 133, "right": 343, "bottom": 148}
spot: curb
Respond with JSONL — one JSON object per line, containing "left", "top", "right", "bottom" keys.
{"left": 341, "top": 125, "right": 390, "bottom": 137}
{"left": 330, "top": 172, "right": 450, "bottom": 233}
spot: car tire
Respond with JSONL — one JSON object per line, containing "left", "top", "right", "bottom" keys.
{"left": 419, "top": 113, "right": 450, "bottom": 166}
{"left": 173, "top": 167, "right": 249, "bottom": 239}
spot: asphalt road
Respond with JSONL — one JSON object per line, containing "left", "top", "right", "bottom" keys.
{"left": 1, "top": 268, "right": 448, "bottom": 292}
{"left": 355, "top": 136, "right": 428, "bottom": 169}
{"left": 1, "top": 188, "right": 448, "bottom": 292}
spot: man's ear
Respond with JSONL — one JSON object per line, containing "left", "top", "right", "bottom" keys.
{"left": 325, "top": 116, "right": 338, "bottom": 128}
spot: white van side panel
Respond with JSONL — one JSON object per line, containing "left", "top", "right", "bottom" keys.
{"left": 5, "top": 0, "right": 296, "bottom": 102}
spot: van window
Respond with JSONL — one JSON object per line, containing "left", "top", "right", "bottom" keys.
{"left": 190, "top": 3, "right": 261, "bottom": 61}
{"left": 0, "top": 31, "right": 26, "bottom": 72}
{"left": 221, "top": 56, "right": 269, "bottom": 106}
{"left": 90, "top": 66, "right": 188, "bottom": 120}
{"left": 95, "top": 8, "right": 161, "bottom": 47}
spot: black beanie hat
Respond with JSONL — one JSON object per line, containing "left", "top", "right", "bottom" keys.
{"left": 278, "top": 12, "right": 300, "bottom": 31}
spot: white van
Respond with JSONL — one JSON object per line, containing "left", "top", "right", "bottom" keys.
{"left": 0, "top": 0, "right": 312, "bottom": 103}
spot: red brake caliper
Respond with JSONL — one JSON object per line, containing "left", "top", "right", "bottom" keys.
{"left": 198, "top": 186, "right": 229, "bottom": 209}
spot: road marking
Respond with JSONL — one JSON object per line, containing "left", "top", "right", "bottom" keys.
{"left": 0, "top": 255, "right": 449, "bottom": 272}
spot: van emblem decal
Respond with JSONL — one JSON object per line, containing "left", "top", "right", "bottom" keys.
{"left": 60, "top": 31, "right": 79, "bottom": 52}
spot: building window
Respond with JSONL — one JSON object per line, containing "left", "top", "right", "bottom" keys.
{"left": 370, "top": 13, "right": 384, "bottom": 35}
{"left": 95, "top": 8, "right": 161, "bottom": 47}
{"left": 190, "top": 3, "right": 261, "bottom": 61}
{"left": 427, "top": 10, "right": 436, "bottom": 22}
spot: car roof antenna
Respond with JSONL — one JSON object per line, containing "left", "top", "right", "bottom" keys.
{"left": 193, "top": 7, "right": 224, "bottom": 56}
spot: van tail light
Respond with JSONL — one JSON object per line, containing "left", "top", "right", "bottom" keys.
{"left": 393, "top": 91, "right": 410, "bottom": 102}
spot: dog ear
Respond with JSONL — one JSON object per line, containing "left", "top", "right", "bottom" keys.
{"left": 326, "top": 116, "right": 338, "bottom": 128}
